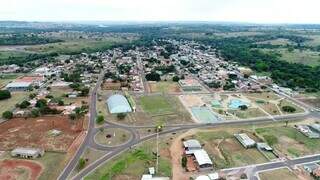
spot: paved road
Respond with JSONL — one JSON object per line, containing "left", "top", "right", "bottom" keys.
{"left": 59, "top": 70, "right": 320, "bottom": 180}
{"left": 220, "top": 154, "right": 320, "bottom": 180}
{"left": 58, "top": 71, "right": 105, "bottom": 180}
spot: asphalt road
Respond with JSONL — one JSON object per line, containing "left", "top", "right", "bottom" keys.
{"left": 58, "top": 71, "right": 105, "bottom": 180}
{"left": 58, "top": 71, "right": 320, "bottom": 180}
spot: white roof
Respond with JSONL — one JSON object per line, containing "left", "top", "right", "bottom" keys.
{"left": 183, "top": 139, "right": 201, "bottom": 148}
{"left": 6, "top": 82, "right": 32, "bottom": 88}
{"left": 196, "top": 175, "right": 211, "bottom": 180}
{"left": 208, "top": 173, "right": 219, "bottom": 180}
{"left": 11, "top": 147, "right": 41, "bottom": 155}
{"left": 194, "top": 150, "right": 213, "bottom": 166}
{"left": 235, "top": 133, "right": 256, "bottom": 146}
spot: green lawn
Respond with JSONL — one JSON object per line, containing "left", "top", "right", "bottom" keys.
{"left": 256, "top": 126, "right": 320, "bottom": 157}
{"left": 25, "top": 38, "right": 128, "bottom": 54}
{"left": 85, "top": 140, "right": 171, "bottom": 180}
{"left": 0, "top": 91, "right": 29, "bottom": 115}
{"left": 139, "top": 95, "right": 174, "bottom": 114}
{"left": 0, "top": 51, "right": 30, "bottom": 61}
{"left": 264, "top": 48, "right": 320, "bottom": 67}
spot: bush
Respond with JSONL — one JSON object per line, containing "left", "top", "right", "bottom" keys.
{"left": 96, "top": 115, "right": 105, "bottom": 124}
{"left": 78, "top": 158, "right": 86, "bottom": 170}
{"left": 30, "top": 109, "right": 40, "bottom": 118}
{"left": 19, "top": 100, "right": 31, "bottom": 109}
{"left": 282, "top": 106, "right": 296, "bottom": 113}
{"left": 35, "top": 99, "right": 47, "bottom": 108}
{"left": 239, "top": 105, "right": 248, "bottom": 111}
{"left": 2, "top": 111, "right": 13, "bottom": 119}
{"left": 0, "top": 90, "right": 11, "bottom": 100}
{"left": 117, "top": 113, "right": 127, "bottom": 120}
{"left": 181, "top": 155, "right": 187, "bottom": 168}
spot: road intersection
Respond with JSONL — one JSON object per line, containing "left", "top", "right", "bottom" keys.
{"left": 59, "top": 72, "right": 320, "bottom": 180}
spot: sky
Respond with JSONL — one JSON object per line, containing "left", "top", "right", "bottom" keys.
{"left": 1, "top": 0, "right": 320, "bottom": 24}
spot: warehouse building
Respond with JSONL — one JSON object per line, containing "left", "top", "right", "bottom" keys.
{"left": 234, "top": 133, "right": 256, "bottom": 148}
{"left": 183, "top": 139, "right": 202, "bottom": 155}
{"left": 5, "top": 82, "right": 32, "bottom": 91}
{"left": 107, "top": 94, "right": 132, "bottom": 114}
{"left": 11, "top": 147, "right": 44, "bottom": 159}
{"left": 193, "top": 149, "right": 213, "bottom": 171}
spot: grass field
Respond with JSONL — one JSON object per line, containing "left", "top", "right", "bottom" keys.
{"left": 25, "top": 38, "right": 128, "bottom": 54}
{"left": 257, "top": 38, "right": 296, "bottom": 46}
{"left": 303, "top": 35, "right": 320, "bottom": 47}
{"left": 256, "top": 126, "right": 320, "bottom": 157}
{"left": 149, "top": 81, "right": 181, "bottom": 93}
{"left": 0, "top": 91, "right": 29, "bottom": 115}
{"left": 0, "top": 51, "right": 30, "bottom": 62}
{"left": 259, "top": 168, "right": 299, "bottom": 180}
{"left": 190, "top": 130, "right": 268, "bottom": 169}
{"left": 0, "top": 74, "right": 20, "bottom": 88}
{"left": 278, "top": 100, "right": 305, "bottom": 114}
{"left": 140, "top": 95, "right": 174, "bottom": 114}
{"left": 264, "top": 48, "right": 320, "bottom": 67}
{"left": 85, "top": 137, "right": 172, "bottom": 180}
{"left": 228, "top": 108, "right": 267, "bottom": 119}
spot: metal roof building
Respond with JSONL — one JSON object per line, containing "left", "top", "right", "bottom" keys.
{"left": 107, "top": 94, "right": 132, "bottom": 114}
{"left": 5, "top": 82, "right": 32, "bottom": 91}
{"left": 193, "top": 149, "right": 213, "bottom": 171}
{"left": 234, "top": 133, "right": 256, "bottom": 148}
{"left": 11, "top": 147, "right": 44, "bottom": 159}
{"left": 183, "top": 139, "right": 202, "bottom": 155}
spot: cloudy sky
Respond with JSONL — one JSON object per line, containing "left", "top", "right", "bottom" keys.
{"left": 1, "top": 0, "right": 320, "bottom": 23}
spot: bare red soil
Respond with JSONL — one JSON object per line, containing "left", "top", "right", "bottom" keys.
{"left": 0, "top": 159, "right": 42, "bottom": 180}
{"left": 0, "top": 116, "right": 83, "bottom": 152}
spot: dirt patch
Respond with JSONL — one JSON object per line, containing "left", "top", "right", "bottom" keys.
{"left": 0, "top": 159, "right": 43, "bottom": 180}
{"left": 0, "top": 116, "right": 83, "bottom": 152}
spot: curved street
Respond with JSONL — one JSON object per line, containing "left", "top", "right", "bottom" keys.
{"left": 59, "top": 72, "right": 320, "bottom": 180}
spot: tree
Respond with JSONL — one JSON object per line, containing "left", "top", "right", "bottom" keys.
{"left": 172, "top": 76, "right": 180, "bottom": 82}
{"left": 239, "top": 105, "right": 248, "bottom": 111}
{"left": 2, "top": 111, "right": 13, "bottom": 119}
{"left": 29, "top": 93, "right": 37, "bottom": 99}
{"left": 19, "top": 100, "right": 31, "bottom": 109}
{"left": 0, "top": 90, "right": 11, "bottom": 100}
{"left": 282, "top": 106, "right": 296, "bottom": 113}
{"left": 145, "top": 72, "right": 161, "bottom": 81}
{"left": 69, "top": 113, "right": 77, "bottom": 121}
{"left": 96, "top": 115, "right": 105, "bottom": 124}
{"left": 35, "top": 99, "right": 47, "bottom": 108}
{"left": 58, "top": 99, "right": 64, "bottom": 106}
{"left": 30, "top": 109, "right": 40, "bottom": 118}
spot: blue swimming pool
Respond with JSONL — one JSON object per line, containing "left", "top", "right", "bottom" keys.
{"left": 228, "top": 99, "right": 249, "bottom": 109}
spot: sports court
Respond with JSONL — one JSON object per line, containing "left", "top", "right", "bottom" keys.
{"left": 191, "top": 107, "right": 220, "bottom": 123}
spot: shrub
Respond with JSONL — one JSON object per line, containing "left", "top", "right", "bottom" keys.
{"left": 78, "top": 158, "right": 86, "bottom": 170}
{"left": 117, "top": 113, "right": 127, "bottom": 120}
{"left": 181, "top": 155, "right": 187, "bottom": 168}
{"left": 96, "top": 115, "right": 105, "bottom": 124}
{"left": 19, "top": 100, "right": 31, "bottom": 109}
{"left": 2, "top": 111, "right": 13, "bottom": 119}
{"left": 30, "top": 109, "right": 40, "bottom": 118}
{"left": 172, "top": 76, "right": 180, "bottom": 82}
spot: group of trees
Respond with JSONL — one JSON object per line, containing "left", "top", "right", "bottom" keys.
{"left": 0, "top": 34, "right": 63, "bottom": 46}
{"left": 145, "top": 72, "right": 161, "bottom": 81}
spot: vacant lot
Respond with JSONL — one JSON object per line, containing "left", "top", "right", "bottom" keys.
{"left": 0, "top": 91, "right": 29, "bottom": 115}
{"left": 140, "top": 95, "right": 174, "bottom": 114}
{"left": 228, "top": 108, "right": 267, "bottom": 119}
{"left": 149, "top": 81, "right": 181, "bottom": 93}
{"left": 256, "top": 126, "right": 320, "bottom": 157}
{"left": 49, "top": 86, "right": 87, "bottom": 105}
{"left": 0, "top": 116, "right": 83, "bottom": 151}
{"left": 85, "top": 135, "right": 173, "bottom": 180}
{"left": 259, "top": 168, "right": 299, "bottom": 180}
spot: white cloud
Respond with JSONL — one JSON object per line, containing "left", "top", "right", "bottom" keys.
{"left": 0, "top": 0, "right": 320, "bottom": 23}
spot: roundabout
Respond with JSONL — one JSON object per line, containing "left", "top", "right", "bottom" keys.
{"left": 93, "top": 127, "right": 133, "bottom": 148}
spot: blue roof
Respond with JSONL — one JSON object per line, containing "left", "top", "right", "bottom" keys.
{"left": 107, "top": 94, "right": 132, "bottom": 114}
